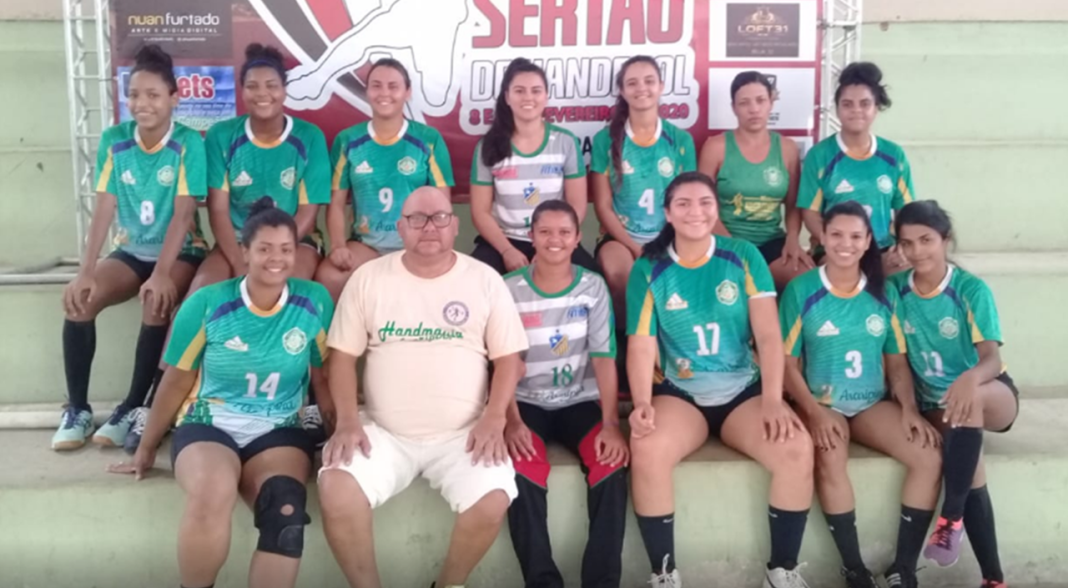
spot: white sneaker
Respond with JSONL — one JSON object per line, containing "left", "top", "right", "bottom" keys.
{"left": 764, "top": 563, "right": 811, "bottom": 588}
{"left": 649, "top": 555, "right": 681, "bottom": 587}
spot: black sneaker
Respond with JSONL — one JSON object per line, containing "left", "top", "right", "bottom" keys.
{"left": 122, "top": 407, "right": 148, "bottom": 455}
{"left": 842, "top": 567, "right": 878, "bottom": 588}
{"left": 883, "top": 564, "right": 919, "bottom": 588}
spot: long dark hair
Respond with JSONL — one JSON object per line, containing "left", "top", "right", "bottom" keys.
{"left": 609, "top": 56, "right": 661, "bottom": 189}
{"left": 641, "top": 171, "right": 718, "bottom": 260}
{"left": 823, "top": 201, "right": 884, "bottom": 297}
{"left": 894, "top": 200, "right": 952, "bottom": 241}
{"left": 131, "top": 44, "right": 177, "bottom": 94}
{"left": 481, "top": 58, "right": 548, "bottom": 168}
{"left": 241, "top": 197, "right": 297, "bottom": 247}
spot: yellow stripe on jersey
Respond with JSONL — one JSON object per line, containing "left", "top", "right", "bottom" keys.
{"left": 175, "top": 326, "right": 207, "bottom": 371}
{"left": 677, "top": 256, "right": 710, "bottom": 269}
{"left": 177, "top": 146, "right": 190, "bottom": 196}
{"left": 248, "top": 302, "right": 284, "bottom": 318}
{"left": 890, "top": 314, "right": 907, "bottom": 352}
{"left": 743, "top": 261, "right": 760, "bottom": 297}
{"left": 428, "top": 145, "right": 447, "bottom": 187}
{"left": 139, "top": 138, "right": 166, "bottom": 155}
{"left": 784, "top": 316, "right": 803, "bottom": 355}
{"left": 373, "top": 134, "right": 402, "bottom": 147}
{"left": 222, "top": 171, "right": 230, "bottom": 192}
{"left": 809, "top": 188, "right": 824, "bottom": 211}
{"left": 175, "top": 368, "right": 204, "bottom": 426}
{"left": 966, "top": 302, "right": 984, "bottom": 343}
{"left": 299, "top": 179, "right": 309, "bottom": 205}
{"left": 332, "top": 151, "right": 348, "bottom": 190}
{"left": 898, "top": 177, "right": 914, "bottom": 204}
{"left": 315, "top": 328, "right": 329, "bottom": 361}
{"left": 251, "top": 136, "right": 284, "bottom": 149}
{"left": 96, "top": 148, "right": 115, "bottom": 193}
{"left": 636, "top": 290, "right": 656, "bottom": 336}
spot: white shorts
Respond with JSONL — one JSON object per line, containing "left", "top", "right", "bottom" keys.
{"left": 320, "top": 413, "right": 518, "bottom": 513}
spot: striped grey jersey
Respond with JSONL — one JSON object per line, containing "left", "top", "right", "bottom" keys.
{"left": 503, "top": 265, "right": 616, "bottom": 409}
{"left": 471, "top": 125, "right": 585, "bottom": 241}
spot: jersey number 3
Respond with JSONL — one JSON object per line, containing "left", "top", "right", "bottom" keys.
{"left": 245, "top": 372, "right": 280, "bottom": 401}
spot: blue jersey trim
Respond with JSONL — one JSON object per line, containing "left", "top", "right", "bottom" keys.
{"left": 285, "top": 135, "right": 307, "bottom": 160}
{"left": 347, "top": 135, "right": 372, "bottom": 153}
{"left": 713, "top": 248, "right": 743, "bottom": 269}
{"left": 875, "top": 151, "right": 898, "bottom": 167}
{"left": 228, "top": 135, "right": 250, "bottom": 162}
{"left": 208, "top": 299, "right": 245, "bottom": 323}
{"left": 823, "top": 151, "right": 847, "bottom": 178}
{"left": 943, "top": 286, "right": 964, "bottom": 311}
{"left": 402, "top": 134, "right": 429, "bottom": 155}
{"left": 650, "top": 259, "right": 673, "bottom": 283}
{"left": 287, "top": 295, "right": 319, "bottom": 317}
{"left": 113, "top": 139, "right": 138, "bottom": 155}
{"left": 165, "top": 139, "right": 182, "bottom": 155}
{"left": 802, "top": 288, "right": 830, "bottom": 316}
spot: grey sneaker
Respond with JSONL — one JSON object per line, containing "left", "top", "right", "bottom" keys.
{"left": 123, "top": 407, "right": 149, "bottom": 455}
{"left": 763, "top": 564, "right": 811, "bottom": 588}
{"left": 924, "top": 516, "right": 965, "bottom": 567}
{"left": 649, "top": 554, "right": 681, "bottom": 587}
{"left": 883, "top": 564, "right": 919, "bottom": 588}
{"left": 92, "top": 404, "right": 135, "bottom": 447}
{"left": 51, "top": 406, "right": 94, "bottom": 451}
{"left": 302, "top": 404, "right": 326, "bottom": 447}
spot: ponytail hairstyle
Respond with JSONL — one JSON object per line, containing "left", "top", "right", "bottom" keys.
{"left": 481, "top": 58, "right": 548, "bottom": 169}
{"left": 823, "top": 201, "right": 884, "bottom": 297}
{"left": 241, "top": 197, "right": 297, "bottom": 247}
{"left": 730, "top": 70, "right": 775, "bottom": 103}
{"left": 241, "top": 43, "right": 287, "bottom": 85}
{"left": 131, "top": 44, "right": 178, "bottom": 94}
{"left": 609, "top": 55, "right": 661, "bottom": 189}
{"left": 894, "top": 199, "right": 953, "bottom": 242}
{"left": 367, "top": 57, "right": 412, "bottom": 89}
{"left": 642, "top": 171, "right": 718, "bottom": 260}
{"left": 835, "top": 61, "right": 891, "bottom": 110}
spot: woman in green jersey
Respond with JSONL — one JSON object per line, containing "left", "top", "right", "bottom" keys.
{"left": 700, "top": 71, "right": 812, "bottom": 289}
{"left": 194, "top": 43, "right": 331, "bottom": 291}
{"left": 781, "top": 202, "right": 942, "bottom": 588}
{"left": 798, "top": 62, "right": 915, "bottom": 274}
{"left": 111, "top": 198, "right": 334, "bottom": 588}
{"left": 55, "top": 45, "right": 207, "bottom": 451}
{"left": 891, "top": 201, "right": 1017, "bottom": 588}
{"left": 627, "top": 171, "right": 815, "bottom": 588}
{"left": 315, "top": 58, "right": 455, "bottom": 301}
{"left": 591, "top": 55, "right": 696, "bottom": 321}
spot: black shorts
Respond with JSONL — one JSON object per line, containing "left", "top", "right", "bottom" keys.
{"left": 108, "top": 250, "right": 203, "bottom": 282}
{"left": 756, "top": 236, "right": 786, "bottom": 264}
{"left": 917, "top": 372, "right": 1020, "bottom": 433}
{"left": 170, "top": 423, "right": 315, "bottom": 466}
{"left": 653, "top": 378, "right": 762, "bottom": 437}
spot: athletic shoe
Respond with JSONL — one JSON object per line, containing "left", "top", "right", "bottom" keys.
{"left": 123, "top": 407, "right": 148, "bottom": 455}
{"left": 882, "top": 564, "right": 919, "bottom": 588}
{"left": 650, "top": 554, "right": 681, "bottom": 587}
{"left": 980, "top": 581, "right": 1007, "bottom": 588}
{"left": 763, "top": 563, "right": 811, "bottom": 588}
{"left": 91, "top": 404, "right": 135, "bottom": 447}
{"left": 842, "top": 567, "right": 878, "bottom": 588}
{"left": 923, "top": 516, "right": 965, "bottom": 567}
{"left": 302, "top": 404, "right": 326, "bottom": 447}
{"left": 51, "top": 406, "right": 94, "bottom": 451}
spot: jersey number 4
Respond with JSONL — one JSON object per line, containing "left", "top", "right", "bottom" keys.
{"left": 639, "top": 189, "right": 656, "bottom": 215}
{"left": 245, "top": 372, "right": 280, "bottom": 401}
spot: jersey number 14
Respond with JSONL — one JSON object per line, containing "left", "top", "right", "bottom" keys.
{"left": 245, "top": 372, "right": 281, "bottom": 401}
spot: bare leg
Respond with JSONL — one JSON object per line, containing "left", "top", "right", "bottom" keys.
{"left": 629, "top": 395, "right": 709, "bottom": 515}
{"left": 797, "top": 407, "right": 854, "bottom": 513}
{"left": 851, "top": 401, "right": 941, "bottom": 509}
{"left": 768, "top": 254, "right": 810, "bottom": 291}
{"left": 595, "top": 241, "right": 635, "bottom": 331}
{"left": 313, "top": 241, "right": 380, "bottom": 301}
{"left": 187, "top": 247, "right": 234, "bottom": 294}
{"left": 174, "top": 442, "right": 242, "bottom": 588}
{"left": 319, "top": 469, "right": 381, "bottom": 588}
{"left": 435, "top": 490, "right": 511, "bottom": 586}
{"left": 240, "top": 447, "right": 312, "bottom": 588}
{"left": 294, "top": 245, "right": 322, "bottom": 281}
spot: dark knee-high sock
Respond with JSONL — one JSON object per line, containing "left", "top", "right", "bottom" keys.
{"left": 123, "top": 324, "right": 168, "bottom": 408}
{"left": 941, "top": 427, "right": 983, "bottom": 519}
{"left": 964, "top": 485, "right": 1003, "bottom": 582}
{"left": 894, "top": 505, "right": 935, "bottom": 569}
{"left": 63, "top": 319, "right": 96, "bottom": 411}
{"left": 144, "top": 368, "right": 164, "bottom": 408}
{"left": 825, "top": 511, "right": 865, "bottom": 571}
{"left": 768, "top": 506, "right": 809, "bottom": 570}
{"left": 637, "top": 513, "right": 675, "bottom": 573}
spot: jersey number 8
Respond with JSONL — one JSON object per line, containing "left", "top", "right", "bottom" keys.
{"left": 245, "top": 372, "right": 281, "bottom": 401}
{"left": 140, "top": 201, "right": 155, "bottom": 226}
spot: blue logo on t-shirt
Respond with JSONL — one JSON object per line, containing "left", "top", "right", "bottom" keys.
{"left": 540, "top": 164, "right": 564, "bottom": 175}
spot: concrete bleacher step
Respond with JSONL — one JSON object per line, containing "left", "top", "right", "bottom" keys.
{"left": 2, "top": 393, "right": 1066, "bottom": 588}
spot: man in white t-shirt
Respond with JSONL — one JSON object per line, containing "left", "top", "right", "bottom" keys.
{"left": 320, "top": 186, "right": 529, "bottom": 588}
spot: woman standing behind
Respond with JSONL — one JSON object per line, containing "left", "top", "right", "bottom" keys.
{"left": 470, "top": 58, "right": 597, "bottom": 274}
{"left": 700, "top": 71, "right": 811, "bottom": 289}
{"left": 591, "top": 55, "right": 696, "bottom": 320}
{"left": 315, "top": 58, "right": 454, "bottom": 301}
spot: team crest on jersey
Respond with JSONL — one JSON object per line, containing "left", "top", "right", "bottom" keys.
{"left": 157, "top": 166, "right": 175, "bottom": 187}
{"left": 282, "top": 328, "right": 308, "bottom": 355}
{"left": 676, "top": 358, "right": 694, "bottom": 379}
{"left": 523, "top": 183, "right": 540, "bottom": 206}
{"left": 665, "top": 293, "right": 688, "bottom": 311}
{"left": 763, "top": 167, "right": 783, "bottom": 187}
{"left": 355, "top": 161, "right": 374, "bottom": 174}
{"left": 939, "top": 317, "right": 960, "bottom": 339}
{"left": 443, "top": 301, "right": 469, "bottom": 326}
{"left": 622, "top": 160, "right": 635, "bottom": 175}
{"left": 232, "top": 170, "right": 254, "bottom": 187}
{"left": 121, "top": 170, "right": 137, "bottom": 185}
{"left": 866, "top": 314, "right": 886, "bottom": 337}
{"left": 877, "top": 174, "right": 893, "bottom": 194}
{"left": 716, "top": 280, "right": 739, "bottom": 306}
{"left": 657, "top": 156, "right": 674, "bottom": 178}
{"left": 549, "top": 331, "right": 570, "bottom": 356}
{"left": 280, "top": 167, "right": 296, "bottom": 190}
{"left": 397, "top": 156, "right": 417, "bottom": 175}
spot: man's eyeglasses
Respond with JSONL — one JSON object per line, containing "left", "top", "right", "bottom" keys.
{"left": 404, "top": 212, "right": 454, "bottom": 229}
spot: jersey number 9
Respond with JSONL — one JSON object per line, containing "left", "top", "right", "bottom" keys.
{"left": 245, "top": 372, "right": 281, "bottom": 401}
{"left": 379, "top": 187, "right": 394, "bottom": 213}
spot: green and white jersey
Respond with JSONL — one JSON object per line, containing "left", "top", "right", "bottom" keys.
{"left": 780, "top": 267, "right": 906, "bottom": 416}
{"left": 165, "top": 277, "right": 334, "bottom": 447}
{"left": 626, "top": 236, "right": 776, "bottom": 405}
{"left": 471, "top": 125, "right": 585, "bottom": 241}
{"left": 331, "top": 120, "right": 455, "bottom": 252}
{"left": 717, "top": 131, "right": 789, "bottom": 246}
{"left": 504, "top": 265, "right": 615, "bottom": 409}
{"left": 206, "top": 115, "right": 331, "bottom": 231}
{"left": 798, "top": 133, "right": 915, "bottom": 249}
{"left": 95, "top": 120, "right": 207, "bottom": 260}
{"left": 889, "top": 266, "right": 1003, "bottom": 405}
{"left": 590, "top": 119, "right": 697, "bottom": 244}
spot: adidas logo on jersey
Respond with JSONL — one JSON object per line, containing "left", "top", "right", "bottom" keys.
{"left": 665, "top": 293, "right": 688, "bottom": 311}
{"left": 121, "top": 170, "right": 136, "bottom": 185}
{"left": 355, "top": 160, "right": 374, "bottom": 174}
{"left": 817, "top": 321, "right": 840, "bottom": 337}
{"left": 903, "top": 320, "right": 916, "bottom": 335}
{"left": 834, "top": 179, "right": 855, "bottom": 194}
{"left": 232, "top": 171, "right": 253, "bottom": 187}
{"left": 622, "top": 160, "right": 635, "bottom": 175}
{"left": 224, "top": 336, "right": 249, "bottom": 352}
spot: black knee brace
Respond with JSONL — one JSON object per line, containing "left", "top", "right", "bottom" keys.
{"left": 253, "top": 475, "right": 311, "bottom": 558}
